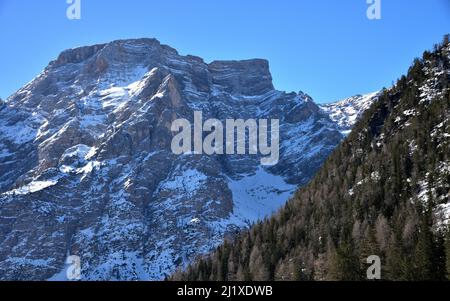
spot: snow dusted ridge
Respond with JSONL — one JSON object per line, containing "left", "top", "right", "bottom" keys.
{"left": 0, "top": 38, "right": 359, "bottom": 281}
{"left": 320, "top": 92, "right": 380, "bottom": 134}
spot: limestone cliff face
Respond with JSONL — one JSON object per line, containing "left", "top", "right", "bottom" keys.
{"left": 0, "top": 38, "right": 344, "bottom": 280}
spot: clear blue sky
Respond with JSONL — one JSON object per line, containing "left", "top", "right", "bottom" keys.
{"left": 0, "top": 0, "right": 449, "bottom": 103}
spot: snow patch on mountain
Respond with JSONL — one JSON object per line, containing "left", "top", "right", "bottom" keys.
{"left": 227, "top": 167, "right": 296, "bottom": 225}
{"left": 320, "top": 92, "right": 380, "bottom": 134}
{"left": 7, "top": 179, "right": 59, "bottom": 195}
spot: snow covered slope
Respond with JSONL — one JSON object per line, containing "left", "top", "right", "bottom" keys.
{"left": 320, "top": 92, "right": 380, "bottom": 134}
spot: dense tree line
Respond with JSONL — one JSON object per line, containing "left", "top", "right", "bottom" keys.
{"left": 172, "top": 36, "right": 450, "bottom": 281}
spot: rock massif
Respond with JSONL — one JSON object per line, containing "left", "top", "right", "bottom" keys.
{"left": 0, "top": 38, "right": 345, "bottom": 280}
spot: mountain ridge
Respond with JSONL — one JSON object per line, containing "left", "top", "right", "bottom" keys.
{"left": 320, "top": 92, "right": 381, "bottom": 134}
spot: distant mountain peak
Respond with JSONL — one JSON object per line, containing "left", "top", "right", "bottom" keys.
{"left": 320, "top": 91, "right": 380, "bottom": 134}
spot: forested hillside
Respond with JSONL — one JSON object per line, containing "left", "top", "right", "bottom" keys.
{"left": 173, "top": 36, "right": 450, "bottom": 281}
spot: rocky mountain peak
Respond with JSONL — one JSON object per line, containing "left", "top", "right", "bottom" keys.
{"left": 208, "top": 59, "right": 274, "bottom": 96}
{"left": 52, "top": 44, "right": 107, "bottom": 67}
{"left": 51, "top": 38, "right": 168, "bottom": 68}
{"left": 9, "top": 38, "right": 279, "bottom": 110}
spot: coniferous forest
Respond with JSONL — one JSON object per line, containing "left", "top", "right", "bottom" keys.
{"left": 172, "top": 36, "right": 450, "bottom": 281}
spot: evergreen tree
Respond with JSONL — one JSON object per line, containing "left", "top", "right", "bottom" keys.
{"left": 446, "top": 227, "right": 450, "bottom": 280}
{"left": 413, "top": 206, "right": 434, "bottom": 280}
{"left": 329, "top": 238, "right": 362, "bottom": 281}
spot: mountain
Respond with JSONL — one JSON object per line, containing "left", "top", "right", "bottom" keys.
{"left": 320, "top": 92, "right": 380, "bottom": 135}
{"left": 0, "top": 38, "right": 345, "bottom": 280}
{"left": 173, "top": 36, "right": 450, "bottom": 281}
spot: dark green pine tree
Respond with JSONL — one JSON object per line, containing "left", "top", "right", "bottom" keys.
{"left": 329, "top": 237, "right": 362, "bottom": 281}
{"left": 432, "top": 231, "right": 447, "bottom": 281}
{"left": 446, "top": 227, "right": 450, "bottom": 280}
{"left": 385, "top": 231, "right": 407, "bottom": 280}
{"left": 413, "top": 205, "right": 434, "bottom": 280}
